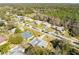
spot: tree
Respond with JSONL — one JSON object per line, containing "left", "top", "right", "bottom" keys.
{"left": 15, "top": 28, "right": 23, "bottom": 33}
{"left": 0, "top": 43, "right": 10, "bottom": 54}
{"left": 50, "top": 39, "right": 73, "bottom": 55}
{"left": 24, "top": 46, "right": 54, "bottom": 55}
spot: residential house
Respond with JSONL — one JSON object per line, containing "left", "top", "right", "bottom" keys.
{"left": 16, "top": 16, "right": 24, "bottom": 20}
{"left": 8, "top": 28, "right": 16, "bottom": 34}
{"left": 34, "top": 20, "right": 42, "bottom": 25}
{"left": 29, "top": 38, "right": 48, "bottom": 48}
{"left": 6, "top": 46, "right": 25, "bottom": 55}
{"left": 24, "top": 17, "right": 33, "bottom": 22}
{"left": 21, "top": 32, "right": 33, "bottom": 40}
{"left": 43, "top": 22, "right": 51, "bottom": 28}
{"left": 0, "top": 35, "right": 7, "bottom": 45}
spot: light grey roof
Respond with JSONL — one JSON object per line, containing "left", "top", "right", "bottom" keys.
{"left": 29, "top": 38, "right": 47, "bottom": 47}
{"left": 9, "top": 46, "right": 25, "bottom": 55}
{"left": 21, "top": 32, "right": 32, "bottom": 39}
{"left": 17, "top": 16, "right": 24, "bottom": 18}
{"left": 10, "top": 51, "right": 25, "bottom": 55}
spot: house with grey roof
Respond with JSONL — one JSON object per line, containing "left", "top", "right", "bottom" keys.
{"left": 29, "top": 38, "right": 48, "bottom": 48}
{"left": 21, "top": 32, "right": 33, "bottom": 40}
{"left": 6, "top": 46, "right": 25, "bottom": 55}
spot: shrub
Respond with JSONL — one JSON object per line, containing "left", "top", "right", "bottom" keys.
{"left": 24, "top": 46, "right": 53, "bottom": 55}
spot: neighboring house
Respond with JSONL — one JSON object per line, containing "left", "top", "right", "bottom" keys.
{"left": 52, "top": 25, "right": 64, "bottom": 33}
{"left": 21, "top": 32, "right": 33, "bottom": 40}
{"left": 9, "top": 51, "right": 25, "bottom": 55}
{"left": 32, "top": 27, "right": 42, "bottom": 32}
{"left": 56, "top": 26, "right": 64, "bottom": 33}
{"left": 0, "top": 35, "right": 7, "bottom": 45}
{"left": 29, "top": 38, "right": 48, "bottom": 48}
{"left": 25, "top": 24, "right": 32, "bottom": 28}
{"left": 43, "top": 22, "right": 51, "bottom": 28}
{"left": 34, "top": 20, "right": 42, "bottom": 25}
{"left": 17, "top": 16, "right": 33, "bottom": 22}
{"left": 6, "top": 46, "right": 25, "bottom": 55}
{"left": 17, "top": 16, "right": 24, "bottom": 19}
{"left": 24, "top": 17, "right": 33, "bottom": 22}
{"left": 9, "top": 28, "right": 16, "bottom": 34}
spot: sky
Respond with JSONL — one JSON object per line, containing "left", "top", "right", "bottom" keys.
{"left": 0, "top": 0, "right": 79, "bottom": 3}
